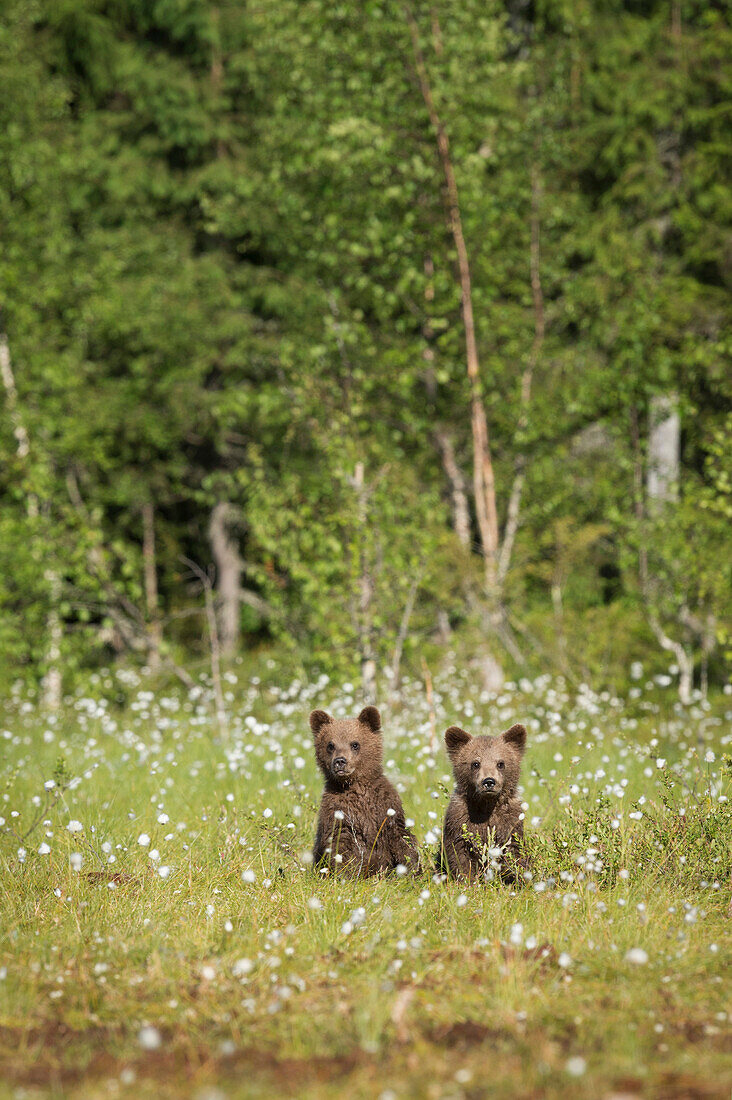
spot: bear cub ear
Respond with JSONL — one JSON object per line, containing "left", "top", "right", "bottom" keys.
{"left": 502, "top": 723, "right": 527, "bottom": 753}
{"left": 445, "top": 725, "right": 471, "bottom": 755}
{"left": 309, "top": 709, "right": 333, "bottom": 736}
{"left": 357, "top": 705, "right": 381, "bottom": 733}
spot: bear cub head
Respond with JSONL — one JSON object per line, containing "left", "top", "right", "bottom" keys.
{"left": 310, "top": 705, "right": 383, "bottom": 788}
{"left": 445, "top": 722, "right": 527, "bottom": 803}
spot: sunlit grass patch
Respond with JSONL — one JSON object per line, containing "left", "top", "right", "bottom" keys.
{"left": 1, "top": 665, "right": 730, "bottom": 1098}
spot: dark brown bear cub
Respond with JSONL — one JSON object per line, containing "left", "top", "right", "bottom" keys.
{"left": 442, "top": 722, "right": 527, "bottom": 883}
{"left": 310, "top": 706, "right": 419, "bottom": 877}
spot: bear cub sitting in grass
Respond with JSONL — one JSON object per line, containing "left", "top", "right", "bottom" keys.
{"left": 310, "top": 705, "right": 419, "bottom": 876}
{"left": 442, "top": 722, "right": 528, "bottom": 883}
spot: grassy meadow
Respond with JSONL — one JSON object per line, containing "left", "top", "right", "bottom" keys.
{"left": 1, "top": 662, "right": 731, "bottom": 1099}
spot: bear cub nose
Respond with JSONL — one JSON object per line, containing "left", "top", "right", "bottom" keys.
{"left": 482, "top": 776, "right": 496, "bottom": 790}
{"left": 333, "top": 756, "right": 347, "bottom": 772}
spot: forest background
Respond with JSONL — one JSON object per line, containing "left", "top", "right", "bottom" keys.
{"left": 1, "top": 0, "right": 730, "bottom": 705}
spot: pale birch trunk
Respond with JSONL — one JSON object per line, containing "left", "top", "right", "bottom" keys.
{"left": 1, "top": 333, "right": 62, "bottom": 708}
{"left": 142, "top": 502, "right": 161, "bottom": 671}
{"left": 209, "top": 502, "right": 242, "bottom": 660}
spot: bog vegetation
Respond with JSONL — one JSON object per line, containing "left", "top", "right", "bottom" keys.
{"left": 1, "top": 665, "right": 731, "bottom": 1097}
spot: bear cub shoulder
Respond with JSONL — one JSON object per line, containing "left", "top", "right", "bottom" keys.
{"left": 442, "top": 721, "right": 528, "bottom": 883}
{"left": 311, "top": 705, "right": 419, "bottom": 877}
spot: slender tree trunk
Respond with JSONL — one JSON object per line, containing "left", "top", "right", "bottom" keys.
{"left": 405, "top": 8, "right": 499, "bottom": 592}
{"left": 351, "top": 463, "right": 377, "bottom": 703}
{"left": 647, "top": 394, "right": 679, "bottom": 505}
{"left": 182, "top": 557, "right": 228, "bottom": 740}
{"left": 631, "top": 406, "right": 693, "bottom": 702}
{"left": 1, "top": 332, "right": 62, "bottom": 707}
{"left": 142, "top": 502, "right": 161, "bottom": 671}
{"left": 434, "top": 429, "right": 471, "bottom": 548}
{"left": 209, "top": 502, "right": 242, "bottom": 660}
{"left": 390, "top": 571, "right": 421, "bottom": 689}
{"left": 497, "top": 163, "right": 544, "bottom": 587}
{"left": 42, "top": 566, "right": 63, "bottom": 709}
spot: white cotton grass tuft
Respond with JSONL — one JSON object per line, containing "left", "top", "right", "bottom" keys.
{"left": 565, "top": 1056, "right": 587, "bottom": 1076}
{"left": 138, "top": 1025, "right": 162, "bottom": 1051}
{"left": 625, "top": 947, "right": 649, "bottom": 965}
{"left": 242, "top": 869, "right": 256, "bottom": 883}
{"left": 67, "top": 820, "right": 83, "bottom": 833}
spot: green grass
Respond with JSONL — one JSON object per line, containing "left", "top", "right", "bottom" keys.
{"left": 1, "top": 664, "right": 731, "bottom": 1099}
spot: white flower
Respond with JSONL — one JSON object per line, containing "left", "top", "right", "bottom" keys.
{"left": 262, "top": 808, "right": 273, "bottom": 819}
{"left": 509, "top": 922, "right": 523, "bottom": 946}
{"left": 44, "top": 780, "right": 56, "bottom": 790}
{"left": 70, "top": 853, "right": 83, "bottom": 871}
{"left": 38, "top": 842, "right": 51, "bottom": 856}
{"left": 138, "top": 834, "right": 150, "bottom": 847}
{"left": 625, "top": 947, "right": 648, "bottom": 965}
{"left": 157, "top": 813, "right": 169, "bottom": 824}
{"left": 333, "top": 810, "right": 345, "bottom": 821}
{"left": 341, "top": 921, "right": 353, "bottom": 935}
{"left": 656, "top": 758, "right": 666, "bottom": 769}
{"left": 705, "top": 750, "right": 716, "bottom": 763}
{"left": 158, "top": 866, "right": 171, "bottom": 879}
{"left": 308, "top": 896, "right": 322, "bottom": 910}
{"left": 386, "top": 808, "right": 396, "bottom": 817}
{"left": 67, "top": 821, "right": 83, "bottom": 833}
{"left": 558, "top": 953, "right": 572, "bottom": 968}
{"left": 242, "top": 869, "right": 256, "bottom": 884}
{"left": 456, "top": 894, "right": 467, "bottom": 908}
{"left": 138, "top": 1026, "right": 162, "bottom": 1051}
{"left": 566, "top": 1056, "right": 587, "bottom": 1076}
{"left": 232, "top": 958, "right": 253, "bottom": 977}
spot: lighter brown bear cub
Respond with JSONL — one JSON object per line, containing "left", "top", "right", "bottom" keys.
{"left": 442, "top": 722, "right": 528, "bottom": 883}
{"left": 310, "top": 706, "right": 419, "bottom": 877}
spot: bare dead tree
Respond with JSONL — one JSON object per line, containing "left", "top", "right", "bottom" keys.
{"left": 404, "top": 12, "right": 545, "bottom": 687}
{"left": 405, "top": 7, "right": 500, "bottom": 594}
{"left": 498, "top": 163, "right": 544, "bottom": 588}
{"left": 142, "top": 502, "right": 162, "bottom": 671}
{"left": 209, "top": 502, "right": 243, "bottom": 659}
{"left": 66, "top": 470, "right": 194, "bottom": 689}
{"left": 349, "top": 462, "right": 377, "bottom": 703}
{"left": 390, "top": 570, "right": 423, "bottom": 690}
{"left": 420, "top": 655, "right": 437, "bottom": 753}
{"left": 434, "top": 429, "right": 471, "bottom": 549}
{"left": 630, "top": 406, "right": 693, "bottom": 704}
{"left": 181, "top": 557, "right": 229, "bottom": 741}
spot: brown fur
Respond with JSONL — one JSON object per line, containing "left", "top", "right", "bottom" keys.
{"left": 441, "top": 722, "right": 528, "bottom": 883}
{"left": 310, "top": 706, "right": 419, "bottom": 877}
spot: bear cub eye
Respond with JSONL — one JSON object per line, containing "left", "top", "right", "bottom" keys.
{"left": 497, "top": 761, "right": 505, "bottom": 770}
{"left": 327, "top": 741, "right": 335, "bottom": 753}
{"left": 350, "top": 741, "right": 360, "bottom": 751}
{"left": 471, "top": 761, "right": 480, "bottom": 770}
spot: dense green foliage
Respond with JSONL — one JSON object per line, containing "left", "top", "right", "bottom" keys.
{"left": 0, "top": 0, "right": 730, "bottom": 693}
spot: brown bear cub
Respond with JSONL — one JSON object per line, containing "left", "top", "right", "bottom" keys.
{"left": 442, "top": 722, "right": 528, "bottom": 883}
{"left": 310, "top": 706, "right": 419, "bottom": 877}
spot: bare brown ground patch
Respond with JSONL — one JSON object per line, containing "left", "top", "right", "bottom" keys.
{"left": 0, "top": 1023, "right": 363, "bottom": 1093}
